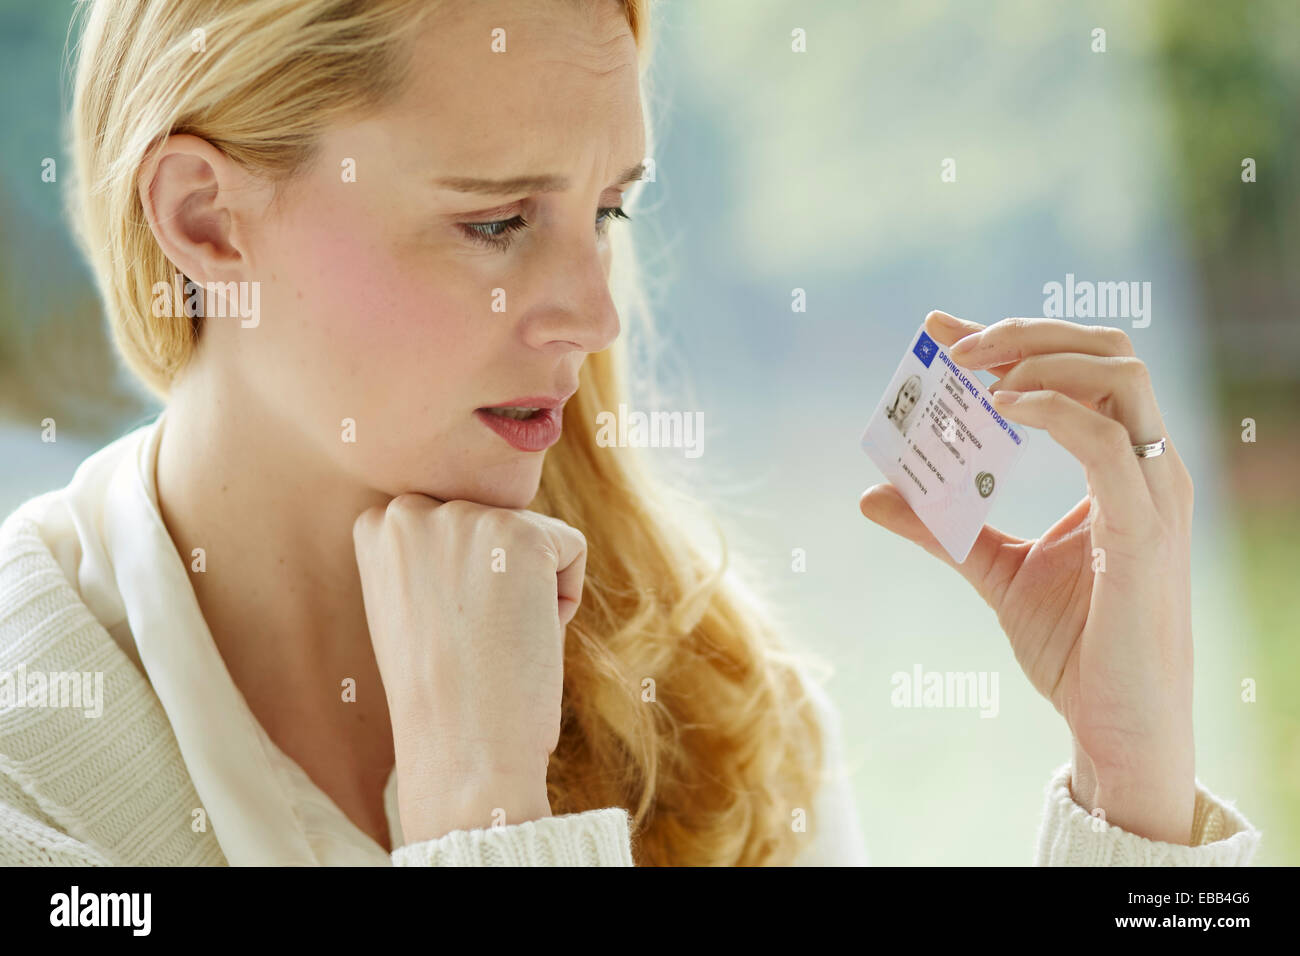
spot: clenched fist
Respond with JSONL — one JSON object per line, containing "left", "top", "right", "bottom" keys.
{"left": 352, "top": 495, "right": 588, "bottom": 842}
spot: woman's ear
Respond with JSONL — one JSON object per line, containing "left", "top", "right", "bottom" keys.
{"left": 136, "top": 133, "right": 264, "bottom": 287}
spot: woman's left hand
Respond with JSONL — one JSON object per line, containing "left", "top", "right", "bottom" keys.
{"left": 860, "top": 310, "right": 1197, "bottom": 844}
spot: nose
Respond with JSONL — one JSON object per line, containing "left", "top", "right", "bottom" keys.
{"left": 520, "top": 231, "right": 622, "bottom": 355}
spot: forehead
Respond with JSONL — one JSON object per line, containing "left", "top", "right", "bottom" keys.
{"left": 384, "top": 1, "right": 644, "bottom": 172}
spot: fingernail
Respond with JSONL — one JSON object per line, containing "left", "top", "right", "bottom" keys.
{"left": 991, "top": 389, "right": 1021, "bottom": 404}
{"left": 951, "top": 332, "right": 983, "bottom": 355}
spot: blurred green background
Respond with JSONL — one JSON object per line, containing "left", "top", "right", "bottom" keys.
{"left": 1, "top": 0, "right": 1296, "bottom": 863}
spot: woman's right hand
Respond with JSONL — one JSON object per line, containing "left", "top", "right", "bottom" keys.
{"left": 351, "top": 495, "right": 588, "bottom": 843}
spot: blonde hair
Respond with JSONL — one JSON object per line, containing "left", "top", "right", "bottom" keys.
{"left": 65, "top": 0, "right": 829, "bottom": 865}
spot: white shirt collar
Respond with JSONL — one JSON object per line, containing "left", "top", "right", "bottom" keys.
{"left": 34, "top": 408, "right": 400, "bottom": 864}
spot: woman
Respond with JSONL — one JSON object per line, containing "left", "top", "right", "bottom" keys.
{"left": 887, "top": 374, "right": 923, "bottom": 435}
{"left": 0, "top": 0, "right": 1259, "bottom": 866}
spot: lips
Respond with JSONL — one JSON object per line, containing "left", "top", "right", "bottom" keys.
{"left": 475, "top": 393, "right": 572, "bottom": 452}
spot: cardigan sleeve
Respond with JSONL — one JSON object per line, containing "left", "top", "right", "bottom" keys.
{"left": 1035, "top": 761, "right": 1261, "bottom": 865}
{"left": 0, "top": 804, "right": 114, "bottom": 866}
{"left": 0, "top": 774, "right": 114, "bottom": 866}
{"left": 389, "top": 806, "right": 634, "bottom": 866}
{"left": 389, "top": 654, "right": 873, "bottom": 867}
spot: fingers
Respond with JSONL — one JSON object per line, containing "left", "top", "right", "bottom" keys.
{"left": 514, "top": 511, "right": 587, "bottom": 625}
{"left": 926, "top": 311, "right": 1020, "bottom": 375}
{"left": 925, "top": 310, "right": 984, "bottom": 347}
{"left": 352, "top": 492, "right": 445, "bottom": 550}
{"left": 859, "top": 483, "right": 1025, "bottom": 607}
{"left": 989, "top": 389, "right": 1154, "bottom": 532}
{"left": 915, "top": 312, "right": 1192, "bottom": 535}
{"left": 950, "top": 316, "right": 1134, "bottom": 369}
{"left": 554, "top": 542, "right": 586, "bottom": 626}
{"left": 929, "top": 313, "right": 1135, "bottom": 379}
{"left": 990, "top": 352, "right": 1167, "bottom": 446}
{"left": 956, "top": 318, "right": 1189, "bottom": 519}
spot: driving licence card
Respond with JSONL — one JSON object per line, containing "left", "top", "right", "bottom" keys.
{"left": 860, "top": 322, "right": 1028, "bottom": 563}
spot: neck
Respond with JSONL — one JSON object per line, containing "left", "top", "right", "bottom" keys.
{"left": 154, "top": 358, "right": 390, "bottom": 671}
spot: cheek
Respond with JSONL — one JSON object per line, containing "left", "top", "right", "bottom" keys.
{"left": 280, "top": 226, "right": 483, "bottom": 401}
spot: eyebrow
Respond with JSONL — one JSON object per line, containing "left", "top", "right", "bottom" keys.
{"left": 433, "top": 161, "right": 646, "bottom": 196}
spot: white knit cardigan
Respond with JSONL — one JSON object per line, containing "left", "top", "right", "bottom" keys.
{"left": 0, "top": 510, "right": 1261, "bottom": 866}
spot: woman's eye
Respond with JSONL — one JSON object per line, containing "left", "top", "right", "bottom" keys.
{"left": 595, "top": 205, "right": 631, "bottom": 233}
{"left": 461, "top": 214, "right": 530, "bottom": 250}
{"left": 460, "top": 206, "right": 631, "bottom": 251}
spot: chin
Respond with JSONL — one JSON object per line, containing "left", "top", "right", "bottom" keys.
{"left": 468, "top": 484, "right": 539, "bottom": 510}
{"left": 414, "top": 464, "right": 543, "bottom": 510}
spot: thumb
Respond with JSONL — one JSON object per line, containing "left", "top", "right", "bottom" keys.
{"left": 858, "top": 483, "right": 1024, "bottom": 608}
